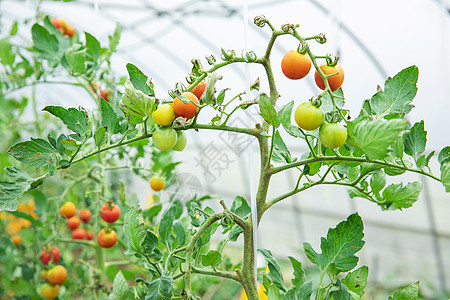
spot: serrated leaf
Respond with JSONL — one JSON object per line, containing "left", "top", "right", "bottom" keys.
{"left": 109, "top": 271, "right": 133, "bottom": 300}
{"left": 43, "top": 106, "right": 90, "bottom": 141}
{"left": 5, "top": 166, "right": 32, "bottom": 183}
{"left": 109, "top": 22, "right": 121, "bottom": 54}
{"left": 258, "top": 249, "right": 287, "bottom": 292}
{"left": 32, "top": 24, "right": 59, "bottom": 62}
{"left": 171, "top": 221, "right": 186, "bottom": 249}
{"left": 100, "top": 98, "right": 120, "bottom": 135}
{"left": 0, "top": 181, "right": 27, "bottom": 211}
{"left": 159, "top": 205, "right": 176, "bottom": 244}
{"left": 354, "top": 119, "right": 407, "bottom": 160}
{"left": 303, "top": 213, "right": 365, "bottom": 273}
{"left": 120, "top": 80, "right": 156, "bottom": 124}
{"left": 64, "top": 44, "right": 87, "bottom": 74}
{"left": 370, "top": 171, "right": 386, "bottom": 194}
{"left": 272, "top": 131, "right": 292, "bottom": 163}
{"left": 143, "top": 230, "right": 159, "bottom": 254}
{"left": 440, "top": 162, "right": 450, "bottom": 192}
{"left": 145, "top": 276, "right": 173, "bottom": 300}
{"left": 201, "top": 250, "right": 222, "bottom": 267}
{"left": 342, "top": 266, "right": 368, "bottom": 297}
{"left": 123, "top": 205, "right": 145, "bottom": 256}
{"left": 288, "top": 256, "right": 305, "bottom": 287}
{"left": 388, "top": 281, "right": 419, "bottom": 300}
{"left": 371, "top": 66, "right": 418, "bottom": 117}
{"left": 403, "top": 121, "right": 426, "bottom": 159}
{"left": 321, "top": 89, "right": 345, "bottom": 115}
{"left": 126, "top": 63, "right": 154, "bottom": 95}
{"left": 94, "top": 127, "right": 107, "bottom": 147}
{"left": 382, "top": 181, "right": 422, "bottom": 209}
{"left": 259, "top": 93, "right": 279, "bottom": 127}
{"left": 85, "top": 32, "right": 100, "bottom": 61}
{"left": 7, "top": 138, "right": 58, "bottom": 168}
{"left": 278, "top": 101, "right": 305, "bottom": 138}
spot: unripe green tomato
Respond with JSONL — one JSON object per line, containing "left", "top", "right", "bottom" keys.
{"left": 172, "top": 131, "right": 187, "bottom": 151}
{"left": 319, "top": 123, "right": 347, "bottom": 149}
{"left": 152, "top": 127, "right": 178, "bottom": 151}
{"left": 294, "top": 102, "right": 324, "bottom": 130}
{"left": 152, "top": 104, "right": 175, "bottom": 126}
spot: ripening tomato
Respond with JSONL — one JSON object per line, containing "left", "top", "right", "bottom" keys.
{"left": 319, "top": 123, "right": 347, "bottom": 149}
{"left": 40, "top": 270, "right": 48, "bottom": 281}
{"left": 11, "top": 235, "right": 21, "bottom": 245}
{"left": 50, "top": 18, "right": 65, "bottom": 30}
{"left": 97, "top": 229, "right": 117, "bottom": 248}
{"left": 79, "top": 209, "right": 92, "bottom": 223}
{"left": 294, "top": 102, "right": 324, "bottom": 130}
{"left": 63, "top": 25, "right": 75, "bottom": 38}
{"left": 314, "top": 64, "right": 344, "bottom": 91}
{"left": 281, "top": 50, "right": 311, "bottom": 80}
{"left": 189, "top": 80, "right": 207, "bottom": 100}
{"left": 66, "top": 216, "right": 81, "bottom": 230}
{"left": 172, "top": 131, "right": 187, "bottom": 151}
{"left": 71, "top": 228, "right": 86, "bottom": 240}
{"left": 152, "top": 126, "right": 178, "bottom": 151}
{"left": 149, "top": 175, "right": 166, "bottom": 191}
{"left": 152, "top": 104, "right": 175, "bottom": 126}
{"left": 40, "top": 246, "right": 61, "bottom": 265}
{"left": 240, "top": 283, "right": 268, "bottom": 300}
{"left": 40, "top": 283, "right": 59, "bottom": 299}
{"left": 173, "top": 92, "right": 199, "bottom": 120}
{"left": 47, "top": 265, "right": 67, "bottom": 285}
{"left": 59, "top": 201, "right": 76, "bottom": 218}
{"left": 100, "top": 202, "right": 121, "bottom": 223}
{"left": 100, "top": 89, "right": 109, "bottom": 102}
{"left": 85, "top": 230, "right": 94, "bottom": 241}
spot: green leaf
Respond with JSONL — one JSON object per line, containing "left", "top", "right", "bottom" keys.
{"left": 230, "top": 196, "right": 251, "bottom": 219}
{"left": 342, "top": 266, "right": 368, "bottom": 297}
{"left": 272, "top": 131, "right": 292, "bottom": 163}
{"left": 159, "top": 205, "right": 177, "bottom": 244}
{"left": 328, "top": 280, "right": 351, "bottom": 300}
{"left": 297, "top": 280, "right": 313, "bottom": 300}
{"left": 258, "top": 249, "right": 287, "bottom": 292}
{"left": 370, "top": 171, "right": 386, "bottom": 194}
{"left": 123, "top": 205, "right": 145, "bottom": 257}
{"left": 403, "top": 121, "right": 426, "bottom": 159}
{"left": 145, "top": 276, "right": 173, "bottom": 300}
{"left": 120, "top": 80, "right": 156, "bottom": 124}
{"left": 354, "top": 119, "right": 407, "bottom": 160}
{"left": 288, "top": 256, "right": 305, "bottom": 287}
{"left": 278, "top": 101, "right": 305, "bottom": 139}
{"left": 100, "top": 98, "right": 121, "bottom": 135}
{"left": 259, "top": 93, "right": 279, "bottom": 127}
{"left": 171, "top": 221, "right": 186, "bottom": 249}
{"left": 0, "top": 181, "right": 27, "bottom": 211}
{"left": 142, "top": 230, "right": 159, "bottom": 254}
{"left": 5, "top": 166, "right": 32, "bottom": 183}
{"left": 85, "top": 32, "right": 100, "bottom": 61}
{"left": 382, "top": 181, "right": 422, "bottom": 209}
{"left": 440, "top": 162, "right": 450, "bottom": 192}
{"left": 266, "top": 284, "right": 283, "bottom": 300}
{"left": 64, "top": 44, "right": 87, "bottom": 74}
{"left": 109, "top": 22, "right": 121, "bottom": 54}
{"left": 321, "top": 89, "right": 345, "bottom": 115}
{"left": 303, "top": 213, "right": 365, "bottom": 273}
{"left": 438, "top": 146, "right": 450, "bottom": 164}
{"left": 32, "top": 24, "right": 59, "bottom": 62}
{"left": 10, "top": 21, "right": 18, "bottom": 36}
{"left": 43, "top": 106, "right": 90, "bottom": 141}
{"left": 126, "top": 63, "right": 154, "bottom": 96}
{"left": 94, "top": 127, "right": 107, "bottom": 147}
{"left": 7, "top": 138, "right": 58, "bottom": 168}
{"left": 371, "top": 66, "right": 418, "bottom": 117}
{"left": 201, "top": 250, "right": 222, "bottom": 267}
{"left": 109, "top": 271, "right": 133, "bottom": 300}
{"left": 388, "top": 281, "right": 420, "bottom": 300}
{"left": 0, "top": 38, "right": 15, "bottom": 66}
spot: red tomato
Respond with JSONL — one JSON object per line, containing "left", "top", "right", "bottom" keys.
{"left": 100, "top": 202, "right": 121, "bottom": 223}
{"left": 66, "top": 216, "right": 81, "bottom": 230}
{"left": 79, "top": 209, "right": 92, "bottom": 223}
{"left": 40, "top": 246, "right": 61, "bottom": 265}
{"left": 85, "top": 230, "right": 94, "bottom": 241}
{"left": 71, "top": 228, "right": 86, "bottom": 240}
{"left": 97, "top": 229, "right": 117, "bottom": 248}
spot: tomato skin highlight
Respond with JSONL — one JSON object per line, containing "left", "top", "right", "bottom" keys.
{"left": 97, "top": 229, "right": 118, "bottom": 248}
{"left": 281, "top": 50, "right": 311, "bottom": 80}
{"left": 294, "top": 102, "right": 324, "bottom": 130}
{"left": 152, "top": 126, "right": 178, "bottom": 151}
{"left": 59, "top": 201, "right": 76, "bottom": 218}
{"left": 152, "top": 104, "right": 175, "bottom": 126}
{"left": 40, "top": 283, "right": 60, "bottom": 299}
{"left": 40, "top": 246, "right": 61, "bottom": 265}
{"left": 150, "top": 176, "right": 166, "bottom": 191}
{"left": 100, "top": 203, "right": 121, "bottom": 223}
{"left": 189, "top": 80, "right": 207, "bottom": 100}
{"left": 314, "top": 64, "right": 345, "bottom": 91}
{"left": 319, "top": 123, "right": 348, "bottom": 149}
{"left": 47, "top": 265, "right": 67, "bottom": 285}
{"left": 173, "top": 92, "right": 199, "bottom": 120}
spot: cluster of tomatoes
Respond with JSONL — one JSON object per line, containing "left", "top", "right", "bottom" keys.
{"left": 97, "top": 201, "right": 121, "bottom": 248}
{"left": 59, "top": 201, "right": 94, "bottom": 241}
{"left": 39, "top": 246, "right": 67, "bottom": 299}
{"left": 281, "top": 50, "right": 347, "bottom": 149}
{"left": 0, "top": 199, "right": 38, "bottom": 245}
{"left": 151, "top": 80, "right": 206, "bottom": 152}
{"left": 50, "top": 18, "right": 75, "bottom": 38}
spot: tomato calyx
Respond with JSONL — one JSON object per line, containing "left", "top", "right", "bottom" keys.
{"left": 105, "top": 200, "right": 116, "bottom": 210}
{"left": 310, "top": 96, "right": 322, "bottom": 108}
{"left": 297, "top": 41, "right": 309, "bottom": 55}
{"left": 325, "top": 54, "right": 339, "bottom": 67}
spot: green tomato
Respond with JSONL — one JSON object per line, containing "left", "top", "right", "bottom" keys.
{"left": 172, "top": 131, "right": 187, "bottom": 151}
{"left": 152, "top": 127, "right": 177, "bottom": 151}
{"left": 294, "top": 102, "right": 324, "bottom": 130}
{"left": 319, "top": 123, "right": 347, "bottom": 149}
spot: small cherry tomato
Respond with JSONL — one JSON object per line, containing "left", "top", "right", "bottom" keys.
{"left": 281, "top": 50, "right": 311, "bottom": 80}
{"left": 85, "top": 230, "right": 94, "bottom": 241}
{"left": 100, "top": 202, "right": 121, "bottom": 223}
{"left": 294, "top": 102, "right": 324, "bottom": 130}
{"left": 319, "top": 123, "right": 347, "bottom": 149}
{"left": 40, "top": 283, "right": 59, "bottom": 299}
{"left": 97, "top": 228, "right": 117, "bottom": 248}
{"left": 59, "top": 201, "right": 76, "bottom": 219}
{"left": 66, "top": 216, "right": 81, "bottom": 230}
{"left": 50, "top": 18, "right": 65, "bottom": 30}
{"left": 152, "top": 126, "right": 178, "bottom": 151}
{"left": 149, "top": 176, "right": 166, "bottom": 192}
{"left": 189, "top": 80, "right": 207, "bottom": 100}
{"left": 11, "top": 235, "right": 22, "bottom": 245}
{"left": 314, "top": 64, "right": 344, "bottom": 91}
{"left": 152, "top": 104, "right": 175, "bottom": 126}
{"left": 172, "top": 131, "right": 187, "bottom": 151}
{"left": 63, "top": 24, "right": 75, "bottom": 38}
{"left": 71, "top": 228, "right": 86, "bottom": 240}
{"left": 40, "top": 246, "right": 61, "bottom": 265}
{"left": 47, "top": 265, "right": 67, "bottom": 285}
{"left": 79, "top": 209, "right": 92, "bottom": 223}
{"left": 173, "top": 92, "right": 199, "bottom": 120}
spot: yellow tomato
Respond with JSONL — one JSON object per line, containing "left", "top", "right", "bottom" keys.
{"left": 240, "top": 283, "right": 268, "bottom": 300}
{"left": 152, "top": 104, "right": 175, "bottom": 126}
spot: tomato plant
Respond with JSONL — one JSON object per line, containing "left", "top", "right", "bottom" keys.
{"left": 97, "top": 228, "right": 118, "bottom": 248}
{"left": 281, "top": 49, "right": 311, "bottom": 80}
{"left": 100, "top": 202, "right": 121, "bottom": 223}
{"left": 294, "top": 101, "right": 324, "bottom": 130}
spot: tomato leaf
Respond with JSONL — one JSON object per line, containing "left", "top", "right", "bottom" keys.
{"left": 43, "top": 106, "right": 91, "bottom": 141}
{"left": 388, "top": 281, "right": 420, "bottom": 300}
{"left": 109, "top": 271, "right": 133, "bottom": 300}
{"left": 381, "top": 181, "right": 422, "bottom": 209}
{"left": 341, "top": 266, "right": 368, "bottom": 297}
{"left": 120, "top": 80, "right": 156, "bottom": 124}
{"left": 64, "top": 44, "right": 87, "bottom": 74}
{"left": 321, "top": 89, "right": 345, "bottom": 115}
{"left": 230, "top": 196, "right": 251, "bottom": 219}
{"left": 0, "top": 38, "right": 15, "bottom": 66}
{"left": 7, "top": 138, "right": 58, "bottom": 169}
{"left": 259, "top": 93, "right": 279, "bottom": 127}
{"left": 126, "top": 63, "right": 154, "bottom": 96}
{"left": 94, "top": 126, "right": 107, "bottom": 148}
{"left": 288, "top": 256, "right": 305, "bottom": 287}
{"left": 31, "top": 23, "right": 59, "bottom": 62}
{"left": 0, "top": 181, "right": 27, "bottom": 211}
{"left": 369, "top": 171, "right": 386, "bottom": 195}
{"left": 109, "top": 22, "right": 121, "bottom": 55}
{"left": 145, "top": 276, "right": 174, "bottom": 300}
{"left": 303, "top": 213, "right": 365, "bottom": 274}
{"left": 100, "top": 98, "right": 121, "bottom": 135}
{"left": 258, "top": 248, "right": 287, "bottom": 292}
{"left": 278, "top": 101, "right": 305, "bottom": 139}
{"left": 201, "top": 250, "right": 222, "bottom": 267}
{"left": 440, "top": 162, "right": 450, "bottom": 192}
{"left": 272, "top": 131, "right": 292, "bottom": 163}
{"left": 158, "top": 205, "right": 177, "bottom": 245}
{"left": 353, "top": 119, "right": 407, "bottom": 160}
{"left": 403, "top": 121, "right": 426, "bottom": 160}
{"left": 370, "top": 66, "right": 418, "bottom": 118}
{"left": 85, "top": 32, "right": 100, "bottom": 62}
{"left": 438, "top": 146, "right": 450, "bottom": 164}
{"left": 123, "top": 205, "right": 145, "bottom": 257}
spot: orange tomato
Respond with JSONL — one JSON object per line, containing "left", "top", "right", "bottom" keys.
{"left": 314, "top": 64, "right": 344, "bottom": 91}
{"left": 189, "top": 80, "right": 207, "bottom": 100}
{"left": 173, "top": 92, "right": 199, "bottom": 120}
{"left": 281, "top": 50, "right": 311, "bottom": 80}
